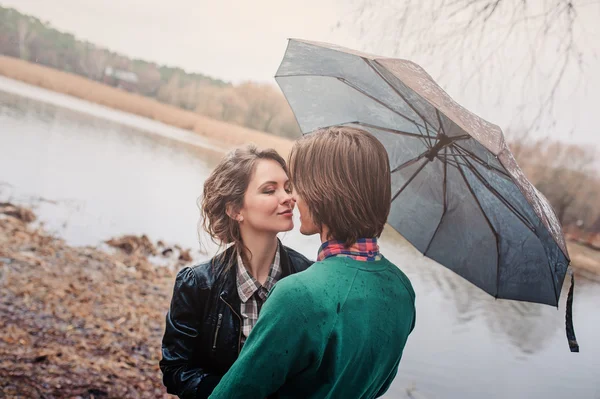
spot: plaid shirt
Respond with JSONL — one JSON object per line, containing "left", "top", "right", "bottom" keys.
{"left": 236, "top": 246, "right": 282, "bottom": 341}
{"left": 317, "top": 238, "right": 382, "bottom": 262}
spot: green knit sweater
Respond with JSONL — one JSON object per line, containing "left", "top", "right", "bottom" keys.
{"left": 209, "top": 255, "right": 416, "bottom": 399}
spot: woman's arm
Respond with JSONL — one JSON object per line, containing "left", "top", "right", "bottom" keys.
{"left": 160, "top": 267, "right": 222, "bottom": 399}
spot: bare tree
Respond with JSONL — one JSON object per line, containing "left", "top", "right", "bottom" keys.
{"left": 17, "top": 17, "right": 36, "bottom": 61}
{"left": 76, "top": 44, "right": 112, "bottom": 81}
{"left": 509, "top": 135, "right": 597, "bottom": 227}
{"left": 156, "top": 74, "right": 181, "bottom": 106}
{"left": 342, "top": 0, "right": 598, "bottom": 130}
{"left": 237, "top": 83, "right": 285, "bottom": 133}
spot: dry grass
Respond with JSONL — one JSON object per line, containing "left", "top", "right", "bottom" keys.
{"left": 568, "top": 241, "right": 600, "bottom": 278}
{"left": 0, "top": 56, "right": 295, "bottom": 157}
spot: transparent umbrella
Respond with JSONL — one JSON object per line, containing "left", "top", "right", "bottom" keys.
{"left": 275, "top": 39, "right": 578, "bottom": 351}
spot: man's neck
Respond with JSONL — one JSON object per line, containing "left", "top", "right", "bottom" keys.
{"left": 319, "top": 226, "right": 331, "bottom": 243}
{"left": 239, "top": 229, "right": 279, "bottom": 285}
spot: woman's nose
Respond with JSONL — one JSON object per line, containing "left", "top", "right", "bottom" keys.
{"left": 282, "top": 190, "right": 294, "bottom": 204}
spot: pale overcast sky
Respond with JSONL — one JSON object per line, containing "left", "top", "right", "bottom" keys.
{"left": 3, "top": 0, "right": 353, "bottom": 83}
{"left": 2, "top": 0, "right": 599, "bottom": 155}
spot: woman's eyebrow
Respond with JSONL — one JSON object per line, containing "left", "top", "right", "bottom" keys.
{"left": 258, "top": 180, "right": 290, "bottom": 188}
{"left": 258, "top": 181, "right": 278, "bottom": 188}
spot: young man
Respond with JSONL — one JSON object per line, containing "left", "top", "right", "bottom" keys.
{"left": 209, "top": 126, "right": 416, "bottom": 399}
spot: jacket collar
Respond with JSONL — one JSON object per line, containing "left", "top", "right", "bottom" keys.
{"left": 215, "top": 238, "right": 294, "bottom": 302}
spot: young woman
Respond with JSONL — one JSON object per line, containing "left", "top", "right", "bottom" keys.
{"left": 160, "top": 145, "right": 312, "bottom": 399}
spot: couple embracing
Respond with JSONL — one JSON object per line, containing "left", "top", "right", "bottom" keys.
{"left": 160, "top": 126, "right": 416, "bottom": 399}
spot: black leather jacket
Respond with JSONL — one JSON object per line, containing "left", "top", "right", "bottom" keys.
{"left": 160, "top": 243, "right": 312, "bottom": 398}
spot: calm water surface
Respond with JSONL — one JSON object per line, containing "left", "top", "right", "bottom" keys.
{"left": 1, "top": 77, "right": 598, "bottom": 399}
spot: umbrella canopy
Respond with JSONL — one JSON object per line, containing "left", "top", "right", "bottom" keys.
{"left": 275, "top": 39, "right": 571, "bottom": 309}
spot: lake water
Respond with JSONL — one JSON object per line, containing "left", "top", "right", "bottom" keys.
{"left": 1, "top": 76, "right": 598, "bottom": 399}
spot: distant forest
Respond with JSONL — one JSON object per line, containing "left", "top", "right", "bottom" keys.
{"left": 1, "top": 6, "right": 599, "bottom": 235}
{"left": 0, "top": 6, "right": 301, "bottom": 138}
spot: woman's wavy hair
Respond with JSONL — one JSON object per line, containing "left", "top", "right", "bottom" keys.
{"left": 199, "top": 144, "right": 287, "bottom": 270}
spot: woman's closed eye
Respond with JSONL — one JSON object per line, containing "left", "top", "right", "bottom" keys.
{"left": 260, "top": 183, "right": 292, "bottom": 195}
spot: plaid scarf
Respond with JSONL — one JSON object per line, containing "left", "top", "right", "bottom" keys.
{"left": 317, "top": 238, "right": 382, "bottom": 262}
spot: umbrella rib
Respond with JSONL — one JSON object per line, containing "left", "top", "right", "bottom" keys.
{"left": 453, "top": 143, "right": 511, "bottom": 179}
{"left": 451, "top": 147, "right": 501, "bottom": 299}
{"left": 455, "top": 147, "right": 510, "bottom": 178}
{"left": 446, "top": 158, "right": 467, "bottom": 169}
{"left": 333, "top": 77, "right": 430, "bottom": 133}
{"left": 460, "top": 155, "right": 537, "bottom": 234}
{"left": 450, "top": 135, "right": 472, "bottom": 141}
{"left": 424, "top": 147, "right": 448, "bottom": 256}
{"left": 365, "top": 59, "right": 436, "bottom": 137}
{"left": 391, "top": 150, "right": 430, "bottom": 173}
{"left": 443, "top": 146, "right": 448, "bottom": 213}
{"left": 278, "top": 73, "right": 427, "bottom": 131}
{"left": 356, "top": 122, "right": 430, "bottom": 140}
{"left": 391, "top": 159, "right": 429, "bottom": 203}
{"left": 310, "top": 122, "right": 430, "bottom": 149}
{"left": 458, "top": 143, "right": 570, "bottom": 263}
{"left": 437, "top": 152, "right": 468, "bottom": 161}
{"left": 356, "top": 122, "right": 433, "bottom": 150}
{"left": 416, "top": 124, "right": 434, "bottom": 149}
{"left": 436, "top": 109, "right": 446, "bottom": 136}
{"left": 460, "top": 154, "right": 559, "bottom": 305}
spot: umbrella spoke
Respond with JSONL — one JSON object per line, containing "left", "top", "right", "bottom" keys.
{"left": 416, "top": 124, "right": 434, "bottom": 149}
{"left": 436, "top": 109, "right": 446, "bottom": 137}
{"left": 321, "top": 72, "right": 429, "bottom": 132}
{"left": 455, "top": 149, "right": 559, "bottom": 305}
{"left": 451, "top": 135, "right": 472, "bottom": 141}
{"left": 436, "top": 148, "right": 478, "bottom": 165}
{"left": 443, "top": 147, "right": 448, "bottom": 213}
{"left": 445, "top": 160, "right": 466, "bottom": 169}
{"left": 391, "top": 159, "right": 429, "bottom": 202}
{"left": 436, "top": 151, "right": 466, "bottom": 168}
{"left": 452, "top": 143, "right": 511, "bottom": 179}
{"left": 356, "top": 122, "right": 434, "bottom": 150}
{"left": 335, "top": 77, "right": 429, "bottom": 133}
{"left": 436, "top": 152, "right": 465, "bottom": 160}
{"left": 451, "top": 147, "right": 501, "bottom": 298}
{"left": 365, "top": 59, "right": 437, "bottom": 136}
{"left": 424, "top": 147, "right": 448, "bottom": 255}
{"left": 278, "top": 73, "right": 430, "bottom": 135}
{"left": 314, "top": 122, "right": 432, "bottom": 150}
{"left": 434, "top": 109, "right": 472, "bottom": 143}
{"left": 356, "top": 122, "right": 432, "bottom": 141}
{"left": 460, "top": 156, "right": 537, "bottom": 234}
{"left": 390, "top": 149, "right": 430, "bottom": 173}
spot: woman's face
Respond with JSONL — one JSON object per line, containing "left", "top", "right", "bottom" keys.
{"left": 238, "top": 159, "right": 294, "bottom": 235}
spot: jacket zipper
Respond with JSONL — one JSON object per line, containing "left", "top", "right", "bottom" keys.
{"left": 220, "top": 296, "right": 243, "bottom": 354}
{"left": 212, "top": 313, "right": 223, "bottom": 350}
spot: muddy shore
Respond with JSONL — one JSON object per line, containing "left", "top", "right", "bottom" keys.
{"left": 1, "top": 202, "right": 599, "bottom": 397}
{"left": 0, "top": 204, "right": 178, "bottom": 398}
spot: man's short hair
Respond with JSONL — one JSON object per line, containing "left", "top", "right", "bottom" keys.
{"left": 289, "top": 126, "right": 391, "bottom": 246}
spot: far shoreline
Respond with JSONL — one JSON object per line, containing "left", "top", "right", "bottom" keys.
{"left": 0, "top": 56, "right": 295, "bottom": 156}
{"left": 1, "top": 56, "right": 598, "bottom": 277}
